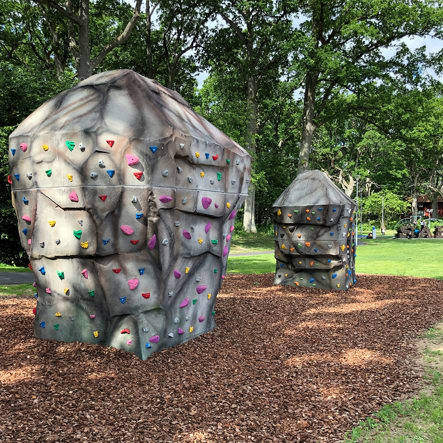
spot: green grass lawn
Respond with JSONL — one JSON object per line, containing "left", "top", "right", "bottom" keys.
{"left": 0, "top": 263, "right": 31, "bottom": 272}
{"left": 228, "top": 235, "right": 443, "bottom": 280}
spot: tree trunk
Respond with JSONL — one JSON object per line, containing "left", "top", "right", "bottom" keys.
{"left": 431, "top": 192, "right": 439, "bottom": 218}
{"left": 145, "top": 0, "right": 154, "bottom": 78}
{"left": 242, "top": 75, "right": 258, "bottom": 233}
{"left": 77, "top": 0, "right": 91, "bottom": 80}
{"left": 297, "top": 72, "right": 317, "bottom": 175}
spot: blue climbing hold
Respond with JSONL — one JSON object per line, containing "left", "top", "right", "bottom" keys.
{"left": 22, "top": 228, "right": 28, "bottom": 235}
{"left": 11, "top": 148, "right": 16, "bottom": 156}
{"left": 309, "top": 278, "right": 315, "bottom": 283}
{"left": 102, "top": 238, "right": 110, "bottom": 245}
{"left": 138, "top": 268, "right": 145, "bottom": 275}
{"left": 135, "top": 212, "right": 144, "bottom": 219}
{"left": 14, "top": 174, "right": 20, "bottom": 181}
{"left": 22, "top": 197, "right": 28, "bottom": 204}
{"left": 34, "top": 293, "right": 38, "bottom": 299}
{"left": 328, "top": 259, "right": 331, "bottom": 263}
{"left": 150, "top": 146, "right": 158, "bottom": 153}
{"left": 145, "top": 342, "right": 152, "bottom": 348}
{"left": 120, "top": 297, "right": 126, "bottom": 304}
{"left": 330, "top": 232, "right": 334, "bottom": 236}
{"left": 318, "top": 207, "right": 322, "bottom": 211}
{"left": 38, "top": 266, "right": 46, "bottom": 275}
{"left": 332, "top": 273, "right": 337, "bottom": 279}
{"left": 106, "top": 170, "right": 115, "bottom": 178}
{"left": 205, "top": 153, "right": 209, "bottom": 159}
{"left": 332, "top": 208, "right": 337, "bottom": 212}
{"left": 40, "top": 321, "right": 45, "bottom": 328}
{"left": 317, "top": 217, "right": 321, "bottom": 221}
{"left": 314, "top": 248, "right": 318, "bottom": 252}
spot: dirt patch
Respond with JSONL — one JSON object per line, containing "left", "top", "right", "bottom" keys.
{"left": 1, "top": 274, "right": 442, "bottom": 442}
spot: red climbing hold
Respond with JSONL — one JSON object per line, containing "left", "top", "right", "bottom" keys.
{"left": 212, "top": 154, "right": 219, "bottom": 160}
{"left": 106, "top": 140, "right": 114, "bottom": 147}
{"left": 98, "top": 195, "right": 107, "bottom": 201}
{"left": 133, "top": 171, "right": 143, "bottom": 180}
{"left": 120, "top": 328, "right": 130, "bottom": 334}
{"left": 130, "top": 239, "right": 139, "bottom": 245}
{"left": 7, "top": 175, "right": 12, "bottom": 184}
{"left": 112, "top": 268, "right": 121, "bottom": 273}
{"left": 142, "top": 293, "right": 151, "bottom": 299}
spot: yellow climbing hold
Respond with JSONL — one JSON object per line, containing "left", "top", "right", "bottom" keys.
{"left": 185, "top": 267, "right": 190, "bottom": 274}
{"left": 80, "top": 241, "right": 89, "bottom": 249}
{"left": 64, "top": 288, "right": 69, "bottom": 294}
{"left": 337, "top": 283, "right": 340, "bottom": 288}
{"left": 55, "top": 312, "right": 61, "bottom": 317}
{"left": 66, "top": 174, "right": 73, "bottom": 182}
{"left": 226, "top": 202, "right": 231, "bottom": 208}
{"left": 200, "top": 171, "right": 205, "bottom": 178}
{"left": 198, "top": 238, "right": 203, "bottom": 244}
{"left": 42, "top": 144, "right": 49, "bottom": 151}
{"left": 207, "top": 293, "right": 212, "bottom": 299}
{"left": 340, "top": 244, "right": 345, "bottom": 251}
{"left": 189, "top": 326, "right": 194, "bottom": 333}
{"left": 195, "top": 152, "right": 200, "bottom": 158}
{"left": 48, "top": 220, "right": 56, "bottom": 227}
{"left": 284, "top": 273, "right": 288, "bottom": 277}
{"left": 281, "top": 244, "right": 287, "bottom": 250}
{"left": 93, "top": 330, "right": 99, "bottom": 338}
{"left": 277, "top": 209, "right": 282, "bottom": 216}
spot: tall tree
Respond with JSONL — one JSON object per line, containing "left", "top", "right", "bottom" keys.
{"left": 292, "top": 0, "right": 443, "bottom": 174}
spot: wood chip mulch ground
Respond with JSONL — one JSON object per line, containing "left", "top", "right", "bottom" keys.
{"left": 1, "top": 274, "right": 443, "bottom": 442}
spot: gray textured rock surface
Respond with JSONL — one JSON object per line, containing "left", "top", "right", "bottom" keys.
{"left": 272, "top": 170, "right": 356, "bottom": 290}
{"left": 9, "top": 69, "right": 251, "bottom": 359}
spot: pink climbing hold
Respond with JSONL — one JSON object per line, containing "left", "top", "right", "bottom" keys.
{"left": 202, "top": 197, "right": 212, "bottom": 209}
{"left": 69, "top": 191, "right": 79, "bottom": 202}
{"left": 20, "top": 142, "right": 28, "bottom": 152}
{"left": 148, "top": 234, "right": 156, "bottom": 249}
{"left": 230, "top": 225, "right": 235, "bottom": 232}
{"left": 214, "top": 203, "right": 219, "bottom": 208}
{"left": 179, "top": 297, "right": 189, "bottom": 308}
{"left": 223, "top": 246, "right": 229, "bottom": 257}
{"left": 198, "top": 316, "right": 205, "bottom": 322}
{"left": 90, "top": 314, "right": 95, "bottom": 319}
{"left": 128, "top": 278, "right": 139, "bottom": 290}
{"left": 174, "top": 270, "right": 181, "bottom": 279}
{"left": 226, "top": 234, "right": 232, "bottom": 242}
{"left": 120, "top": 225, "right": 134, "bottom": 235}
{"left": 22, "top": 215, "right": 31, "bottom": 223}
{"left": 149, "top": 335, "right": 160, "bottom": 343}
{"left": 27, "top": 239, "right": 32, "bottom": 245}
{"left": 196, "top": 285, "right": 207, "bottom": 294}
{"left": 125, "top": 153, "right": 140, "bottom": 166}
{"left": 229, "top": 210, "right": 237, "bottom": 220}
{"left": 177, "top": 328, "right": 185, "bottom": 335}
{"left": 81, "top": 268, "right": 88, "bottom": 279}
{"left": 205, "top": 222, "right": 212, "bottom": 233}
{"left": 159, "top": 195, "right": 173, "bottom": 203}
{"left": 45, "top": 288, "right": 51, "bottom": 294}
{"left": 182, "top": 230, "right": 191, "bottom": 239}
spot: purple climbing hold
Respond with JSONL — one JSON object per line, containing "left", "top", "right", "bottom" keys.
{"left": 174, "top": 270, "right": 182, "bottom": 279}
{"left": 228, "top": 210, "right": 237, "bottom": 220}
{"left": 205, "top": 222, "right": 212, "bottom": 233}
{"left": 159, "top": 195, "right": 173, "bottom": 203}
{"left": 202, "top": 197, "right": 212, "bottom": 209}
{"left": 196, "top": 285, "right": 207, "bottom": 294}
{"left": 149, "top": 335, "right": 160, "bottom": 343}
{"left": 148, "top": 234, "right": 156, "bottom": 250}
{"left": 223, "top": 246, "right": 229, "bottom": 257}
{"left": 198, "top": 316, "right": 205, "bottom": 322}
{"left": 179, "top": 297, "right": 190, "bottom": 308}
{"left": 183, "top": 230, "right": 191, "bottom": 239}
{"left": 177, "top": 328, "right": 185, "bottom": 335}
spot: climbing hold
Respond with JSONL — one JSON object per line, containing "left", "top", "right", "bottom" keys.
{"left": 66, "top": 174, "right": 73, "bottom": 182}
{"left": 198, "top": 238, "right": 203, "bottom": 244}
{"left": 148, "top": 234, "right": 156, "bottom": 249}
{"left": 65, "top": 141, "right": 75, "bottom": 151}
{"left": 211, "top": 239, "right": 218, "bottom": 245}
{"left": 79, "top": 142, "right": 85, "bottom": 151}
{"left": 112, "top": 268, "right": 121, "bottom": 273}
{"left": 81, "top": 268, "right": 88, "bottom": 279}
{"left": 207, "top": 293, "right": 212, "bottom": 299}
{"left": 126, "top": 153, "right": 139, "bottom": 165}
{"left": 42, "top": 144, "right": 49, "bottom": 151}
{"left": 162, "top": 170, "right": 169, "bottom": 177}
{"left": 182, "top": 230, "right": 191, "bottom": 239}
{"left": 226, "top": 202, "right": 231, "bottom": 208}
{"left": 332, "top": 273, "right": 337, "bottom": 279}
{"left": 102, "top": 238, "right": 110, "bottom": 245}
{"left": 120, "top": 297, "right": 126, "bottom": 304}
{"left": 185, "top": 267, "right": 190, "bottom": 274}
{"left": 159, "top": 195, "right": 173, "bottom": 203}
{"left": 139, "top": 268, "right": 145, "bottom": 275}
{"left": 53, "top": 323, "right": 60, "bottom": 330}
{"left": 120, "top": 225, "right": 134, "bottom": 235}
{"left": 179, "top": 298, "right": 189, "bottom": 308}
{"left": 200, "top": 171, "right": 205, "bottom": 178}
{"left": 11, "top": 148, "right": 17, "bottom": 156}
{"left": 142, "top": 293, "right": 150, "bottom": 299}
{"left": 22, "top": 197, "right": 28, "bottom": 204}
{"left": 57, "top": 271, "right": 64, "bottom": 280}
{"left": 174, "top": 270, "right": 181, "bottom": 279}
{"left": 133, "top": 171, "right": 143, "bottom": 180}
{"left": 189, "top": 326, "right": 194, "bottom": 333}
{"left": 69, "top": 191, "right": 79, "bottom": 202}
{"left": 202, "top": 197, "right": 212, "bottom": 209}
{"left": 45, "top": 169, "right": 52, "bottom": 177}
{"left": 48, "top": 220, "right": 56, "bottom": 227}
{"left": 40, "top": 321, "right": 46, "bottom": 328}
{"left": 14, "top": 174, "right": 20, "bottom": 181}
{"left": 205, "top": 153, "right": 209, "bottom": 159}
{"left": 178, "top": 328, "right": 184, "bottom": 335}
{"left": 106, "top": 170, "right": 115, "bottom": 178}
{"left": 106, "top": 140, "right": 114, "bottom": 147}
{"left": 305, "top": 242, "right": 311, "bottom": 247}
{"left": 205, "top": 222, "right": 212, "bottom": 233}
{"left": 19, "top": 142, "right": 28, "bottom": 152}
{"left": 73, "top": 230, "right": 82, "bottom": 239}
{"left": 46, "top": 287, "right": 51, "bottom": 294}
{"left": 90, "top": 314, "right": 95, "bottom": 319}
{"left": 223, "top": 246, "right": 229, "bottom": 257}
{"left": 80, "top": 241, "right": 89, "bottom": 249}
{"left": 27, "top": 173, "right": 32, "bottom": 179}
{"left": 98, "top": 195, "right": 107, "bottom": 201}
{"left": 217, "top": 172, "right": 222, "bottom": 181}
{"left": 277, "top": 209, "right": 282, "bottom": 216}
{"left": 64, "top": 288, "right": 70, "bottom": 295}
{"left": 55, "top": 312, "right": 61, "bottom": 317}
{"left": 130, "top": 239, "right": 139, "bottom": 245}
{"left": 212, "top": 154, "right": 219, "bottom": 160}
{"left": 149, "top": 335, "right": 160, "bottom": 343}
{"left": 128, "top": 279, "right": 139, "bottom": 290}
{"left": 22, "top": 215, "right": 31, "bottom": 223}
{"left": 161, "top": 239, "right": 168, "bottom": 246}
{"left": 228, "top": 210, "right": 237, "bottom": 220}
{"left": 149, "top": 146, "right": 158, "bottom": 153}
{"left": 120, "top": 328, "right": 130, "bottom": 334}
{"left": 196, "top": 285, "right": 207, "bottom": 294}
{"left": 195, "top": 152, "right": 200, "bottom": 158}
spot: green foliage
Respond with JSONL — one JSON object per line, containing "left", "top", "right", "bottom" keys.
{"left": 362, "top": 191, "right": 410, "bottom": 227}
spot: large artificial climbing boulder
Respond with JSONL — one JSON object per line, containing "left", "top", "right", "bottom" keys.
{"left": 273, "top": 170, "right": 356, "bottom": 290}
{"left": 9, "top": 70, "right": 251, "bottom": 359}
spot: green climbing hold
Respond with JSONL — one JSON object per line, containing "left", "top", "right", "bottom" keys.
{"left": 226, "top": 159, "right": 230, "bottom": 165}
{"left": 45, "top": 169, "right": 52, "bottom": 177}
{"left": 211, "top": 239, "right": 218, "bottom": 245}
{"left": 73, "top": 230, "right": 82, "bottom": 239}
{"left": 54, "top": 323, "right": 60, "bottom": 330}
{"left": 66, "top": 141, "right": 75, "bottom": 151}
{"left": 192, "top": 298, "right": 197, "bottom": 304}
{"left": 294, "top": 209, "right": 299, "bottom": 213}
{"left": 213, "top": 268, "right": 218, "bottom": 274}
{"left": 57, "top": 271, "right": 64, "bottom": 280}
{"left": 212, "top": 310, "right": 216, "bottom": 315}
{"left": 217, "top": 172, "right": 222, "bottom": 181}
{"left": 88, "top": 290, "right": 95, "bottom": 297}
